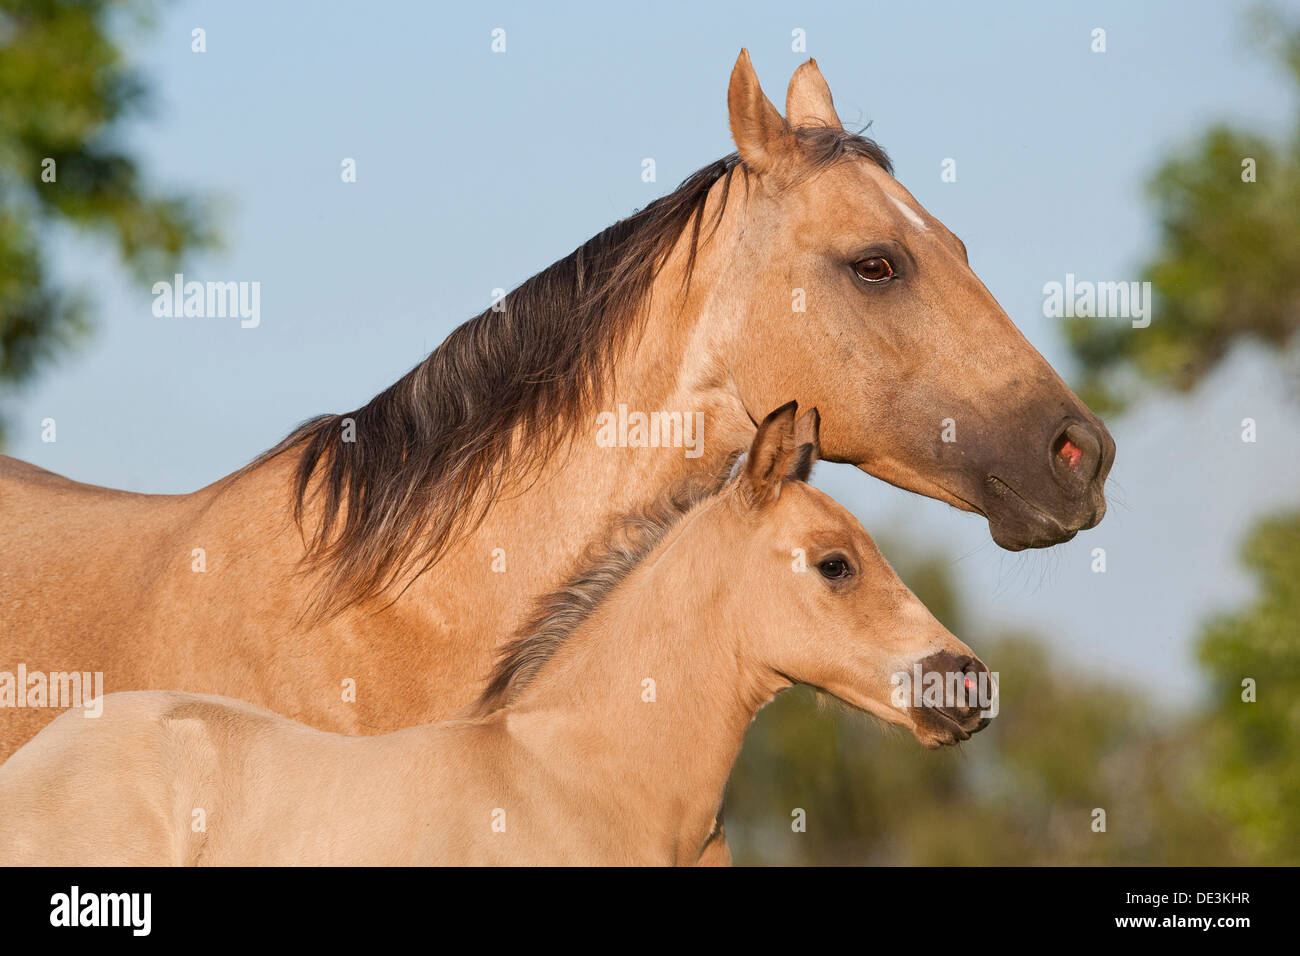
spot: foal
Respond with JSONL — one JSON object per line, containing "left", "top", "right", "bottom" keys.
{"left": 0, "top": 403, "right": 994, "bottom": 865}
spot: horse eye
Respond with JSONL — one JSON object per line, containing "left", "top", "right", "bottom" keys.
{"left": 817, "top": 558, "right": 853, "bottom": 580}
{"left": 853, "top": 257, "right": 895, "bottom": 283}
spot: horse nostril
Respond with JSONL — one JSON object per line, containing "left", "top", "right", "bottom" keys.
{"left": 1056, "top": 437, "right": 1083, "bottom": 467}
{"left": 956, "top": 663, "right": 974, "bottom": 706}
{"left": 915, "top": 652, "right": 993, "bottom": 705}
{"left": 956, "top": 658, "right": 988, "bottom": 715}
{"left": 1053, "top": 422, "right": 1101, "bottom": 481}
{"left": 912, "top": 650, "right": 996, "bottom": 739}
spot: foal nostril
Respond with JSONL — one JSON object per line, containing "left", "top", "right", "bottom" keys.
{"left": 953, "top": 657, "right": 991, "bottom": 719}
{"left": 914, "top": 651, "right": 995, "bottom": 726}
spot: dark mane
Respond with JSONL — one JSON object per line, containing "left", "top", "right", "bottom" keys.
{"left": 263, "top": 128, "right": 891, "bottom": 617}
{"left": 472, "top": 462, "right": 738, "bottom": 715}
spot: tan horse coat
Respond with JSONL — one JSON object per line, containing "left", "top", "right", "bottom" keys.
{"left": 0, "top": 406, "right": 993, "bottom": 865}
{"left": 0, "top": 54, "right": 1104, "bottom": 771}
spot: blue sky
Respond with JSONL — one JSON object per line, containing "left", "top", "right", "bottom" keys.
{"left": 11, "top": 0, "right": 1298, "bottom": 704}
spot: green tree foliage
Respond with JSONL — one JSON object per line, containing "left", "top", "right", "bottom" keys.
{"left": 1195, "top": 511, "right": 1300, "bottom": 862}
{"left": 0, "top": 0, "right": 214, "bottom": 443}
{"left": 1065, "top": 16, "right": 1300, "bottom": 415}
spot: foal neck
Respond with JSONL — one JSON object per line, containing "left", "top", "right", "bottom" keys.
{"left": 501, "top": 503, "right": 782, "bottom": 863}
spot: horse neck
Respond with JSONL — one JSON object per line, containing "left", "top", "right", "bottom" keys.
{"left": 500, "top": 504, "right": 782, "bottom": 862}
{"left": 534, "top": 168, "right": 758, "bottom": 501}
{"left": 394, "top": 180, "right": 756, "bottom": 622}
{"left": 558, "top": 209, "right": 755, "bottom": 487}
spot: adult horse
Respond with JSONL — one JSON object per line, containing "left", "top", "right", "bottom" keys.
{"left": 0, "top": 53, "right": 1112, "bottom": 766}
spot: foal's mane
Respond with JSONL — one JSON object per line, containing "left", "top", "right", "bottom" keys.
{"left": 473, "top": 459, "right": 739, "bottom": 715}
{"left": 261, "top": 128, "right": 891, "bottom": 617}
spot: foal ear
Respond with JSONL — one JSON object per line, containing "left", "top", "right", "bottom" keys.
{"left": 742, "top": 401, "right": 819, "bottom": 503}
{"left": 789, "top": 406, "right": 821, "bottom": 482}
{"left": 728, "top": 49, "right": 792, "bottom": 176}
{"left": 786, "top": 58, "right": 841, "bottom": 129}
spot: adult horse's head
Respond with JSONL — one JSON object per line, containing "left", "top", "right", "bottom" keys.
{"left": 715, "top": 52, "right": 1113, "bottom": 549}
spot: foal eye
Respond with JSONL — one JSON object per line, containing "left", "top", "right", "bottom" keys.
{"left": 853, "top": 257, "right": 895, "bottom": 283}
{"left": 817, "top": 558, "right": 853, "bottom": 580}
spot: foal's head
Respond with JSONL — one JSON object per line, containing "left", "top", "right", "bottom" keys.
{"left": 718, "top": 402, "right": 995, "bottom": 748}
{"left": 480, "top": 400, "right": 995, "bottom": 746}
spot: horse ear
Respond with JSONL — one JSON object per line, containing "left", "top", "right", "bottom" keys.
{"left": 789, "top": 406, "right": 820, "bottom": 482}
{"left": 728, "top": 49, "right": 792, "bottom": 175}
{"left": 786, "top": 58, "right": 841, "bottom": 129}
{"left": 742, "top": 401, "right": 816, "bottom": 503}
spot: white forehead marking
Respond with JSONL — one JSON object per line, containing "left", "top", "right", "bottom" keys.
{"left": 888, "top": 195, "right": 929, "bottom": 232}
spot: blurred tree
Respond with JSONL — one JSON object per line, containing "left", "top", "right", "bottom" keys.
{"left": 1047, "top": 3, "right": 1300, "bottom": 866}
{"left": 1064, "top": 10, "right": 1300, "bottom": 415}
{"left": 1195, "top": 512, "right": 1300, "bottom": 863}
{"left": 0, "top": 0, "right": 214, "bottom": 445}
